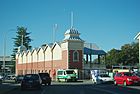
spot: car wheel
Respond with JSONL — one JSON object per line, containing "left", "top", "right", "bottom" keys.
{"left": 114, "top": 80, "right": 117, "bottom": 86}
{"left": 123, "top": 81, "right": 127, "bottom": 86}
{"left": 45, "top": 83, "right": 47, "bottom": 86}
{"left": 48, "top": 82, "right": 51, "bottom": 85}
{"left": 74, "top": 79, "right": 77, "bottom": 82}
{"left": 0, "top": 80, "right": 2, "bottom": 84}
{"left": 65, "top": 79, "right": 68, "bottom": 82}
{"left": 21, "top": 87, "right": 25, "bottom": 90}
{"left": 92, "top": 79, "right": 96, "bottom": 84}
{"left": 57, "top": 78, "right": 60, "bottom": 82}
{"left": 38, "top": 85, "right": 41, "bottom": 89}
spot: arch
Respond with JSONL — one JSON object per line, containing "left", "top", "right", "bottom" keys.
{"left": 73, "top": 50, "right": 79, "bottom": 62}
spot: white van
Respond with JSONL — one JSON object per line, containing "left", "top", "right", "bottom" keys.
{"left": 56, "top": 69, "right": 78, "bottom": 82}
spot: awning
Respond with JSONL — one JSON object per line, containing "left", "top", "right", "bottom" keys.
{"left": 84, "top": 47, "right": 106, "bottom": 55}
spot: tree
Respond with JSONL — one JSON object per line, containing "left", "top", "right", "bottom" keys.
{"left": 105, "top": 48, "right": 121, "bottom": 67}
{"left": 11, "top": 26, "right": 32, "bottom": 73}
{"left": 97, "top": 42, "right": 139, "bottom": 68}
{"left": 11, "top": 26, "right": 32, "bottom": 60}
{"left": 120, "top": 42, "right": 138, "bottom": 66}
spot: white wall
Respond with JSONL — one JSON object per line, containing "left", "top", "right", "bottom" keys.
{"left": 44, "top": 47, "right": 52, "bottom": 61}
{"left": 38, "top": 48, "right": 44, "bottom": 62}
{"left": 53, "top": 44, "right": 62, "bottom": 60}
{"left": 32, "top": 50, "right": 37, "bottom": 62}
{"left": 69, "top": 41, "right": 83, "bottom": 50}
{"left": 22, "top": 52, "right": 26, "bottom": 64}
{"left": 61, "top": 42, "right": 68, "bottom": 50}
{"left": 18, "top": 54, "right": 22, "bottom": 64}
{"left": 27, "top": 51, "right": 32, "bottom": 63}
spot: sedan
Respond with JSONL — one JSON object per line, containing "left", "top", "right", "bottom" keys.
{"left": 21, "top": 74, "right": 42, "bottom": 90}
{"left": 134, "top": 72, "right": 140, "bottom": 83}
{"left": 15, "top": 75, "right": 24, "bottom": 83}
{"left": 114, "top": 72, "right": 140, "bottom": 86}
{"left": 98, "top": 74, "right": 113, "bottom": 83}
{"left": 39, "top": 73, "right": 51, "bottom": 85}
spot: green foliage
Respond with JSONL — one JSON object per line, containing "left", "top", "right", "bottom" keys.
{"left": 104, "top": 42, "right": 139, "bottom": 67}
{"left": 11, "top": 26, "right": 32, "bottom": 60}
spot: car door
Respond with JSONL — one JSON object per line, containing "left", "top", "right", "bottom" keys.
{"left": 118, "top": 73, "right": 125, "bottom": 84}
{"left": 115, "top": 73, "right": 123, "bottom": 84}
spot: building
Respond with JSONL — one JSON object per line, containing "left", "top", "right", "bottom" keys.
{"left": 0, "top": 56, "right": 14, "bottom": 75}
{"left": 134, "top": 32, "right": 140, "bottom": 71}
{"left": 16, "top": 27, "right": 106, "bottom": 79}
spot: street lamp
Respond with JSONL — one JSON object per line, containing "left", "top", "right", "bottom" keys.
{"left": 134, "top": 32, "right": 140, "bottom": 72}
{"left": 3, "top": 29, "right": 15, "bottom": 76}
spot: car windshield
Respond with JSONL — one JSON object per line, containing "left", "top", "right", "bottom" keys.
{"left": 66, "top": 70, "right": 75, "bottom": 74}
{"left": 39, "top": 73, "right": 49, "bottom": 77}
{"left": 100, "top": 74, "right": 110, "bottom": 77}
{"left": 57, "top": 71, "right": 63, "bottom": 75}
{"left": 135, "top": 73, "right": 140, "bottom": 77}
{"left": 124, "top": 72, "right": 133, "bottom": 76}
{"left": 24, "top": 74, "right": 39, "bottom": 80}
{"left": 17, "top": 76, "right": 24, "bottom": 79}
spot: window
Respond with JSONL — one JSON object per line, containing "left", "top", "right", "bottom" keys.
{"left": 116, "top": 73, "right": 122, "bottom": 77}
{"left": 57, "top": 71, "right": 63, "bottom": 75}
{"left": 73, "top": 50, "right": 79, "bottom": 62}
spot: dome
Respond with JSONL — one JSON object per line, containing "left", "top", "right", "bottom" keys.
{"left": 63, "top": 28, "right": 83, "bottom": 41}
{"left": 65, "top": 28, "right": 80, "bottom": 35}
{"left": 18, "top": 45, "right": 27, "bottom": 53}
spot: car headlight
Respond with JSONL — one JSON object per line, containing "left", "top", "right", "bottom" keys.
{"left": 67, "top": 76, "right": 71, "bottom": 79}
{"left": 127, "top": 78, "right": 133, "bottom": 81}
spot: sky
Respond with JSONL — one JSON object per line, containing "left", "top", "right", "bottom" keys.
{"left": 0, "top": 0, "right": 140, "bottom": 56}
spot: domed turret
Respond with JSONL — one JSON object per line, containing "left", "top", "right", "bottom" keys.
{"left": 17, "top": 45, "right": 27, "bottom": 53}
{"left": 63, "top": 28, "right": 83, "bottom": 41}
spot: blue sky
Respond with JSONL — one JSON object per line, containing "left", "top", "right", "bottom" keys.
{"left": 0, "top": 0, "right": 140, "bottom": 56}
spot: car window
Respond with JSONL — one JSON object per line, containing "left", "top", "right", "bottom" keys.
{"left": 57, "top": 71, "right": 63, "bottom": 75}
{"left": 66, "top": 70, "right": 75, "bottom": 74}
{"left": 39, "top": 73, "right": 50, "bottom": 77}
{"left": 124, "top": 72, "right": 133, "bottom": 76}
{"left": 135, "top": 73, "right": 140, "bottom": 77}
{"left": 24, "top": 74, "right": 39, "bottom": 80}
{"left": 100, "top": 74, "right": 110, "bottom": 77}
{"left": 116, "top": 73, "right": 122, "bottom": 77}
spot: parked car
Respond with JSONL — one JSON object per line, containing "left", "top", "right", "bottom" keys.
{"left": 21, "top": 74, "right": 42, "bottom": 90}
{"left": 135, "top": 72, "right": 140, "bottom": 85}
{"left": 38, "top": 73, "right": 51, "bottom": 85}
{"left": 98, "top": 74, "right": 113, "bottom": 83}
{"left": 5, "top": 75, "right": 16, "bottom": 80}
{"left": 56, "top": 69, "right": 78, "bottom": 82}
{"left": 0, "top": 75, "right": 3, "bottom": 84}
{"left": 114, "top": 72, "right": 140, "bottom": 86}
{"left": 15, "top": 75, "right": 24, "bottom": 83}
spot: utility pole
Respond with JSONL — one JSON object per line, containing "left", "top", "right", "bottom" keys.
{"left": 53, "top": 24, "right": 58, "bottom": 43}
{"left": 3, "top": 32, "right": 6, "bottom": 76}
{"left": 51, "top": 24, "right": 58, "bottom": 80}
{"left": 3, "top": 29, "right": 15, "bottom": 76}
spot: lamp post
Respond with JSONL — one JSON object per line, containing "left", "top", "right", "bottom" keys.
{"left": 3, "top": 33, "right": 6, "bottom": 76}
{"left": 51, "top": 24, "right": 57, "bottom": 80}
{"left": 3, "top": 29, "right": 15, "bottom": 76}
{"left": 134, "top": 32, "right": 140, "bottom": 72}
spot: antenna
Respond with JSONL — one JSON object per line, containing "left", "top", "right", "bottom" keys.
{"left": 71, "top": 11, "right": 74, "bottom": 28}
{"left": 53, "top": 24, "right": 58, "bottom": 43}
{"left": 21, "top": 35, "right": 23, "bottom": 46}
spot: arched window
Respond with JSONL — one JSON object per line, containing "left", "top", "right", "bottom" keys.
{"left": 73, "top": 50, "right": 79, "bottom": 62}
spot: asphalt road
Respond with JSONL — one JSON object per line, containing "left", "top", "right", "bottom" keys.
{"left": 1, "top": 80, "right": 140, "bottom": 94}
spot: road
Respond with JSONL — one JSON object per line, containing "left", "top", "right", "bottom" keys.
{"left": 1, "top": 80, "right": 140, "bottom": 94}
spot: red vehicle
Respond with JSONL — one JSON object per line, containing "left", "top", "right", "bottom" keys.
{"left": 135, "top": 72, "right": 140, "bottom": 85}
{"left": 114, "top": 72, "right": 140, "bottom": 86}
